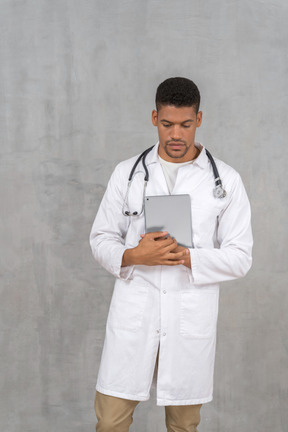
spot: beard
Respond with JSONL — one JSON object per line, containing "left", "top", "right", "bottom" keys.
{"left": 163, "top": 141, "right": 192, "bottom": 159}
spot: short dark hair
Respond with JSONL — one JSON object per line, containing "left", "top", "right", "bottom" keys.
{"left": 155, "top": 77, "right": 200, "bottom": 113}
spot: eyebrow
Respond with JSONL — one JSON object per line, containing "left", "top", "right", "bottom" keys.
{"left": 160, "top": 119, "right": 194, "bottom": 124}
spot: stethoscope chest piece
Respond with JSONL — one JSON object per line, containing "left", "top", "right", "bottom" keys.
{"left": 213, "top": 184, "right": 227, "bottom": 199}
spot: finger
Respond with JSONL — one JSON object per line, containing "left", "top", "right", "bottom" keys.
{"left": 144, "top": 231, "right": 169, "bottom": 240}
{"left": 159, "top": 241, "right": 177, "bottom": 252}
{"left": 155, "top": 234, "right": 173, "bottom": 242}
{"left": 163, "top": 259, "right": 185, "bottom": 266}
{"left": 169, "top": 250, "right": 189, "bottom": 259}
{"left": 156, "top": 236, "right": 175, "bottom": 245}
{"left": 162, "top": 239, "right": 178, "bottom": 252}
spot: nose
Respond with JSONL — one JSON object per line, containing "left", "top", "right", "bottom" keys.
{"left": 170, "top": 125, "right": 181, "bottom": 141}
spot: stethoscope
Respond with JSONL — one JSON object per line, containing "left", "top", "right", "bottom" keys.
{"left": 122, "top": 145, "right": 227, "bottom": 216}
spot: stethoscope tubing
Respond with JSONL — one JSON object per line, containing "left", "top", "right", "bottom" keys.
{"left": 123, "top": 145, "right": 226, "bottom": 216}
{"left": 128, "top": 145, "right": 154, "bottom": 182}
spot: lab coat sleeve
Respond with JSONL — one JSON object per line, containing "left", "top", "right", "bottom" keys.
{"left": 189, "top": 173, "right": 253, "bottom": 285}
{"left": 89, "top": 165, "right": 134, "bottom": 280}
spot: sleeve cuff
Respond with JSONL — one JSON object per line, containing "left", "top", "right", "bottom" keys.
{"left": 113, "top": 247, "right": 134, "bottom": 280}
{"left": 189, "top": 248, "right": 200, "bottom": 284}
{"left": 119, "top": 265, "right": 135, "bottom": 280}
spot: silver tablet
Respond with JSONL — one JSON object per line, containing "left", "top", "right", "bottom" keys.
{"left": 144, "top": 194, "right": 193, "bottom": 248}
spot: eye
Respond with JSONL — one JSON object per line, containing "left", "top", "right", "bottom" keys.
{"left": 182, "top": 125, "right": 191, "bottom": 128}
{"left": 162, "top": 124, "right": 171, "bottom": 128}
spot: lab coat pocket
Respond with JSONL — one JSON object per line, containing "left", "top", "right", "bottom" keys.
{"left": 107, "top": 280, "right": 148, "bottom": 332}
{"left": 191, "top": 204, "right": 220, "bottom": 247}
{"left": 180, "top": 289, "right": 218, "bottom": 339}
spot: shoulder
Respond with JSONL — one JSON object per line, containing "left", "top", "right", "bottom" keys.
{"left": 111, "top": 150, "right": 151, "bottom": 184}
{"left": 114, "top": 153, "right": 142, "bottom": 174}
{"left": 211, "top": 155, "right": 241, "bottom": 184}
{"left": 107, "top": 152, "right": 144, "bottom": 188}
{"left": 210, "top": 155, "right": 249, "bottom": 203}
{"left": 112, "top": 145, "right": 157, "bottom": 177}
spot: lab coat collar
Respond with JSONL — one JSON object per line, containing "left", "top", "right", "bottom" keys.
{"left": 146, "top": 141, "right": 208, "bottom": 169}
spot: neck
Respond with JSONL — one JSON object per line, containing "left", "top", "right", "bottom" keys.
{"left": 191, "top": 146, "right": 200, "bottom": 160}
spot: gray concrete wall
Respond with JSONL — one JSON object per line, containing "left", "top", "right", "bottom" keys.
{"left": 0, "top": 1, "right": 287, "bottom": 431}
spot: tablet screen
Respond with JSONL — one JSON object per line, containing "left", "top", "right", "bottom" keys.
{"left": 144, "top": 194, "right": 193, "bottom": 248}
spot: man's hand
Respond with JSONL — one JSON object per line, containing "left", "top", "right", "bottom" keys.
{"left": 122, "top": 231, "right": 189, "bottom": 267}
{"left": 170, "top": 244, "right": 191, "bottom": 269}
{"left": 154, "top": 235, "right": 191, "bottom": 269}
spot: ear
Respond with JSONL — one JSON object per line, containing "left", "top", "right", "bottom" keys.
{"left": 196, "top": 111, "right": 203, "bottom": 128}
{"left": 152, "top": 109, "right": 158, "bottom": 126}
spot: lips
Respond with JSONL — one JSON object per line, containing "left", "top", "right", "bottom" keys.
{"left": 168, "top": 143, "right": 185, "bottom": 149}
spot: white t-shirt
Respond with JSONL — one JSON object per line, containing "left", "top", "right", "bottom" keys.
{"left": 158, "top": 156, "right": 193, "bottom": 193}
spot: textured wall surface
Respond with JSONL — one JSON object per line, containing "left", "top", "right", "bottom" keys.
{"left": 0, "top": 1, "right": 287, "bottom": 431}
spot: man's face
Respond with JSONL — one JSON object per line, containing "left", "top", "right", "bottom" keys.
{"left": 152, "top": 105, "right": 202, "bottom": 163}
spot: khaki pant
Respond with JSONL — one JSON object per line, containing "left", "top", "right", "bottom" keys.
{"left": 94, "top": 391, "right": 202, "bottom": 432}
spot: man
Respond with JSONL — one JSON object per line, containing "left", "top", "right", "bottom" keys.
{"left": 89, "top": 77, "right": 253, "bottom": 432}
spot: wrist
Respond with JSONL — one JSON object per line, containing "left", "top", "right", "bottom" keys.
{"left": 122, "top": 248, "right": 137, "bottom": 267}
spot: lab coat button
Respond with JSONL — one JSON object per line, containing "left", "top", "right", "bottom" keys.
{"left": 163, "top": 290, "right": 167, "bottom": 294}
{"left": 156, "top": 330, "right": 160, "bottom": 334}
{"left": 163, "top": 332, "right": 166, "bottom": 336}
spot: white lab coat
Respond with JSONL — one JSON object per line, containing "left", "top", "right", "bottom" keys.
{"left": 89, "top": 142, "right": 253, "bottom": 406}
